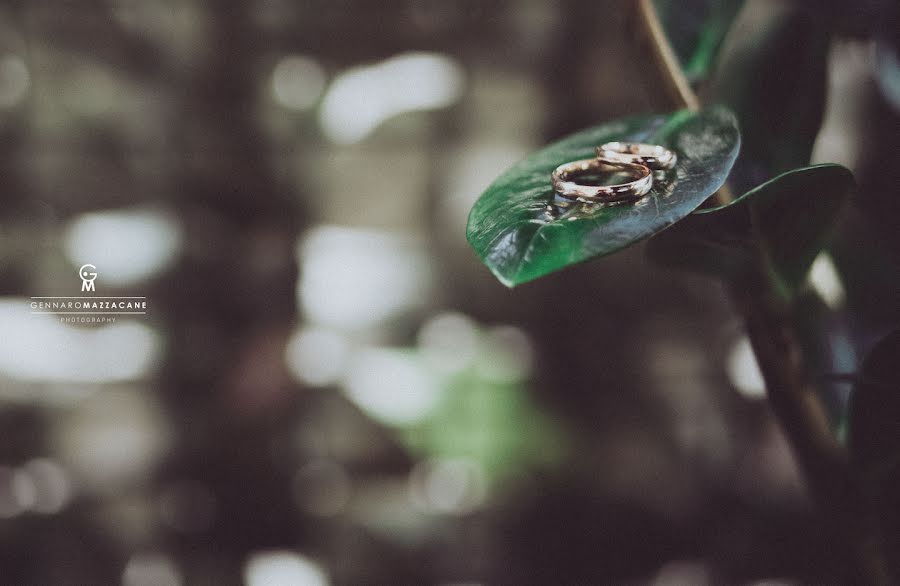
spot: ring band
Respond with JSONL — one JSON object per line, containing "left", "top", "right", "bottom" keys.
{"left": 596, "top": 142, "right": 677, "bottom": 170}
{"left": 551, "top": 158, "right": 652, "bottom": 201}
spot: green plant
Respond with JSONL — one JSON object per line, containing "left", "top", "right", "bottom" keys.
{"left": 466, "top": 1, "right": 896, "bottom": 583}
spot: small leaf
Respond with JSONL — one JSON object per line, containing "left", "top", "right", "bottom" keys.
{"left": 465, "top": 106, "right": 740, "bottom": 287}
{"left": 848, "top": 329, "right": 900, "bottom": 581}
{"left": 707, "top": 4, "right": 829, "bottom": 193}
{"left": 646, "top": 164, "right": 853, "bottom": 295}
{"left": 849, "top": 330, "right": 900, "bottom": 477}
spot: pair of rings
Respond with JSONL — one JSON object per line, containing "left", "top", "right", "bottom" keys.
{"left": 551, "top": 142, "right": 677, "bottom": 202}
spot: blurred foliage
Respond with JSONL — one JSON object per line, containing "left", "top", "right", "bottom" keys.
{"left": 706, "top": 2, "right": 829, "bottom": 194}
{"left": 405, "top": 372, "right": 568, "bottom": 489}
{"left": 2, "top": 0, "right": 899, "bottom": 583}
{"left": 654, "top": 0, "right": 744, "bottom": 81}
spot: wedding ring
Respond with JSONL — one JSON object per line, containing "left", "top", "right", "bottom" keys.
{"left": 551, "top": 158, "right": 653, "bottom": 201}
{"left": 596, "top": 142, "right": 677, "bottom": 170}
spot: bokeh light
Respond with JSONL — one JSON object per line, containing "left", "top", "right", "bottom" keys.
{"left": 808, "top": 253, "right": 846, "bottom": 310}
{"left": 0, "top": 54, "right": 30, "bottom": 108}
{"left": 409, "top": 458, "right": 485, "bottom": 515}
{"left": 244, "top": 551, "right": 329, "bottom": 586}
{"left": 271, "top": 55, "right": 326, "bottom": 111}
{"left": 53, "top": 388, "right": 171, "bottom": 494}
{"left": 319, "top": 52, "right": 464, "bottom": 144}
{"left": 417, "top": 312, "right": 480, "bottom": 373}
{"left": 64, "top": 208, "right": 182, "bottom": 286}
{"left": 0, "top": 301, "right": 161, "bottom": 384}
{"left": 727, "top": 337, "right": 767, "bottom": 399}
{"left": 343, "top": 348, "right": 442, "bottom": 426}
{"left": 297, "top": 226, "right": 431, "bottom": 330}
{"left": 284, "top": 326, "right": 350, "bottom": 387}
{"left": 22, "top": 458, "right": 72, "bottom": 514}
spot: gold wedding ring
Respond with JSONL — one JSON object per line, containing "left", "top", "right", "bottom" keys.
{"left": 596, "top": 142, "right": 677, "bottom": 170}
{"left": 551, "top": 158, "right": 653, "bottom": 202}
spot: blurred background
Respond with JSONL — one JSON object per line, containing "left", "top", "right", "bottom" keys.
{"left": 0, "top": 0, "right": 898, "bottom": 584}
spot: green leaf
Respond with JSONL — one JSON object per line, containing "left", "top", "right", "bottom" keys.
{"left": 465, "top": 106, "right": 740, "bottom": 287}
{"left": 653, "top": 0, "right": 745, "bottom": 81}
{"left": 707, "top": 4, "right": 829, "bottom": 193}
{"left": 646, "top": 164, "right": 853, "bottom": 295}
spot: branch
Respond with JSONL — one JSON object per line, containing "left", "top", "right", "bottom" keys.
{"left": 635, "top": 2, "right": 889, "bottom": 582}
{"left": 730, "top": 276, "right": 890, "bottom": 585}
{"left": 635, "top": 0, "right": 699, "bottom": 111}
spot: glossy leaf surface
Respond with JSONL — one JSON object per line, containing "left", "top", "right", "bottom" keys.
{"left": 466, "top": 107, "right": 739, "bottom": 287}
{"left": 647, "top": 164, "right": 853, "bottom": 295}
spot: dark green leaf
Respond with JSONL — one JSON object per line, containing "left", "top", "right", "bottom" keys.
{"left": 706, "top": 3, "right": 829, "bottom": 193}
{"left": 647, "top": 164, "right": 853, "bottom": 295}
{"left": 653, "top": 0, "right": 744, "bottom": 81}
{"left": 848, "top": 329, "right": 900, "bottom": 581}
{"left": 875, "top": 38, "right": 900, "bottom": 112}
{"left": 465, "top": 107, "right": 740, "bottom": 287}
{"left": 849, "top": 329, "right": 900, "bottom": 477}
{"left": 792, "top": 290, "right": 854, "bottom": 432}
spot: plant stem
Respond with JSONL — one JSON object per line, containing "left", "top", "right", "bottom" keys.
{"left": 635, "top": 0, "right": 699, "bottom": 111}
{"left": 729, "top": 276, "right": 889, "bottom": 585}
{"left": 634, "top": 1, "right": 889, "bottom": 582}
{"left": 729, "top": 280, "right": 845, "bottom": 489}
